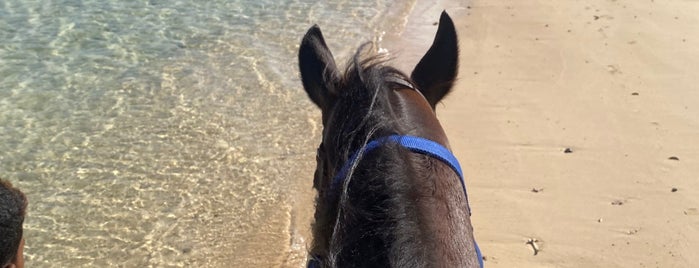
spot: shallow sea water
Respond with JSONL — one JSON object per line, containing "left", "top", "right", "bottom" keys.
{"left": 0, "top": 0, "right": 414, "bottom": 266}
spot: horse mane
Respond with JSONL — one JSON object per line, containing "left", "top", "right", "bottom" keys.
{"left": 317, "top": 44, "right": 433, "bottom": 267}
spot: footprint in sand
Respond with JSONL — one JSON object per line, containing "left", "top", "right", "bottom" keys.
{"left": 606, "top": 64, "right": 622, "bottom": 74}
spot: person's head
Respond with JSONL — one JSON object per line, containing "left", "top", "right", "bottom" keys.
{"left": 0, "top": 179, "right": 27, "bottom": 268}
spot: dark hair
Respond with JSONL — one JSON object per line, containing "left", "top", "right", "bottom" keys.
{"left": 0, "top": 179, "right": 27, "bottom": 266}
{"left": 310, "top": 47, "right": 432, "bottom": 267}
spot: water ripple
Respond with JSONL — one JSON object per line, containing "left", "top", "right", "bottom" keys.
{"left": 0, "top": 0, "right": 415, "bottom": 266}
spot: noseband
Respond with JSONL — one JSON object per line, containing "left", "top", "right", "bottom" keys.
{"left": 310, "top": 135, "right": 484, "bottom": 267}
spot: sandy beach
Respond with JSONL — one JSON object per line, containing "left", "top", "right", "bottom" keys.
{"left": 382, "top": 0, "right": 699, "bottom": 267}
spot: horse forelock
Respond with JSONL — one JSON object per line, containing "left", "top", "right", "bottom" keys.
{"left": 329, "top": 43, "right": 412, "bottom": 157}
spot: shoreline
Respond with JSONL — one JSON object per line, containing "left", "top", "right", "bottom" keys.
{"left": 381, "top": 0, "right": 454, "bottom": 72}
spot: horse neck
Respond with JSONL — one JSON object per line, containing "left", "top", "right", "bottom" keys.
{"left": 387, "top": 88, "right": 479, "bottom": 267}
{"left": 320, "top": 89, "right": 478, "bottom": 266}
{"left": 327, "top": 139, "right": 477, "bottom": 267}
{"left": 389, "top": 88, "right": 450, "bottom": 147}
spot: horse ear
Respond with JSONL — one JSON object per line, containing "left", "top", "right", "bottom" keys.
{"left": 299, "top": 25, "right": 340, "bottom": 110}
{"left": 411, "top": 11, "right": 459, "bottom": 109}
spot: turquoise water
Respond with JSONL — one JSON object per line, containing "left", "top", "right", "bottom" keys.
{"left": 0, "top": 0, "right": 414, "bottom": 266}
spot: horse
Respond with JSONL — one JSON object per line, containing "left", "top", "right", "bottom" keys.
{"left": 298, "top": 11, "right": 482, "bottom": 268}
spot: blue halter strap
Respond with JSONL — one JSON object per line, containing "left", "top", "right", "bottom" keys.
{"left": 317, "top": 134, "right": 483, "bottom": 267}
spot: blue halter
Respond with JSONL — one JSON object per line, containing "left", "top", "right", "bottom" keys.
{"left": 310, "top": 135, "right": 483, "bottom": 267}
{"left": 332, "top": 135, "right": 471, "bottom": 214}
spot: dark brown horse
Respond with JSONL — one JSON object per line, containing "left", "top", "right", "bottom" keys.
{"left": 299, "top": 11, "right": 482, "bottom": 268}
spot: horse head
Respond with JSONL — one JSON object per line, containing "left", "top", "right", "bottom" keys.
{"left": 299, "top": 11, "right": 481, "bottom": 267}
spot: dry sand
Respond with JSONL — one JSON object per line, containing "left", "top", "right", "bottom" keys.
{"left": 382, "top": 0, "right": 699, "bottom": 267}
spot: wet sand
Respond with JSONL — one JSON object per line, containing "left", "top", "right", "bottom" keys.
{"left": 383, "top": 0, "right": 699, "bottom": 267}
